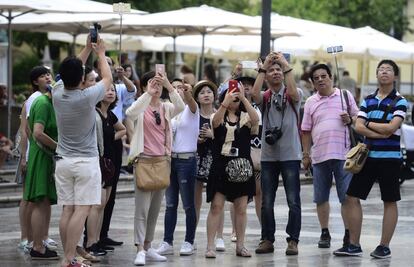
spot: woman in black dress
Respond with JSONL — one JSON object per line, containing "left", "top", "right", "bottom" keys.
{"left": 86, "top": 83, "right": 126, "bottom": 255}
{"left": 205, "top": 82, "right": 259, "bottom": 258}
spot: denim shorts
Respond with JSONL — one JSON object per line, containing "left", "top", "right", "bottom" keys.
{"left": 312, "top": 159, "right": 352, "bottom": 204}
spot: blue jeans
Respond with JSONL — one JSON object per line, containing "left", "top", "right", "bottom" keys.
{"left": 164, "top": 157, "right": 197, "bottom": 245}
{"left": 260, "top": 160, "right": 301, "bottom": 243}
{"left": 312, "top": 159, "right": 352, "bottom": 204}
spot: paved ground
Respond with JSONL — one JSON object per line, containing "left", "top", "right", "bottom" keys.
{"left": 1, "top": 179, "right": 414, "bottom": 267}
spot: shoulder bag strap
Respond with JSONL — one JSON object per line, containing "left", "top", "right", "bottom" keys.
{"left": 341, "top": 89, "right": 357, "bottom": 146}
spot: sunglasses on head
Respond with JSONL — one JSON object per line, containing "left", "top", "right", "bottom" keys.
{"left": 153, "top": 110, "right": 161, "bottom": 125}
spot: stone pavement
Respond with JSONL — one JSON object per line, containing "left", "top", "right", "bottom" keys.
{"left": 1, "top": 180, "right": 414, "bottom": 267}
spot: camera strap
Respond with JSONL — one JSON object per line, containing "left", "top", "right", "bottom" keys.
{"left": 264, "top": 88, "right": 287, "bottom": 131}
{"left": 263, "top": 87, "right": 302, "bottom": 138}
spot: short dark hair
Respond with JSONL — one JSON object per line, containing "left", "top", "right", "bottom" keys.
{"left": 170, "top": 78, "right": 183, "bottom": 84}
{"left": 218, "top": 89, "right": 246, "bottom": 112}
{"left": 29, "top": 66, "right": 50, "bottom": 91}
{"left": 309, "top": 64, "right": 332, "bottom": 82}
{"left": 59, "top": 56, "right": 84, "bottom": 88}
{"left": 376, "top": 59, "right": 399, "bottom": 76}
{"left": 343, "top": 70, "right": 350, "bottom": 76}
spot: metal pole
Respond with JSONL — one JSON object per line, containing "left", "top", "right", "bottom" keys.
{"left": 260, "top": 0, "right": 271, "bottom": 58}
{"left": 172, "top": 35, "right": 177, "bottom": 77}
{"left": 6, "top": 10, "right": 12, "bottom": 139}
{"left": 411, "top": 64, "right": 413, "bottom": 96}
{"left": 200, "top": 32, "right": 206, "bottom": 80}
{"left": 119, "top": 13, "right": 123, "bottom": 65}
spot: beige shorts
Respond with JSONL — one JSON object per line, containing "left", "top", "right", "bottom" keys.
{"left": 55, "top": 156, "right": 101, "bottom": 205}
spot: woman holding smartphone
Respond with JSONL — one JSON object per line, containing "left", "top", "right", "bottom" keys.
{"left": 193, "top": 81, "right": 226, "bottom": 252}
{"left": 126, "top": 72, "right": 184, "bottom": 266}
{"left": 205, "top": 83, "right": 259, "bottom": 258}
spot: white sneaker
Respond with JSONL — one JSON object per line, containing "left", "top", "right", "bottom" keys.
{"left": 134, "top": 251, "right": 146, "bottom": 266}
{"left": 146, "top": 248, "right": 167, "bottom": 262}
{"left": 45, "top": 238, "right": 58, "bottom": 246}
{"left": 17, "top": 239, "right": 28, "bottom": 250}
{"left": 215, "top": 238, "right": 226, "bottom": 252}
{"left": 156, "top": 241, "right": 174, "bottom": 255}
{"left": 43, "top": 239, "right": 57, "bottom": 250}
{"left": 180, "top": 241, "right": 194, "bottom": 256}
{"left": 24, "top": 241, "right": 33, "bottom": 254}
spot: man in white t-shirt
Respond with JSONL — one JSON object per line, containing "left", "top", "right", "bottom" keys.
{"left": 156, "top": 78, "right": 200, "bottom": 256}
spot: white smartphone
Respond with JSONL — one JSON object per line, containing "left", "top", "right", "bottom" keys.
{"left": 240, "top": 60, "right": 258, "bottom": 69}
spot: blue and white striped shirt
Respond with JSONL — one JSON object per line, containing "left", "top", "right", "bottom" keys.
{"left": 358, "top": 89, "right": 408, "bottom": 161}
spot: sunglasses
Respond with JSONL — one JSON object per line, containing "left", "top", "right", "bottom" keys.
{"left": 153, "top": 110, "right": 161, "bottom": 125}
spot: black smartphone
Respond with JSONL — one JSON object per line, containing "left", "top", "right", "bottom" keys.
{"left": 90, "top": 26, "right": 98, "bottom": 43}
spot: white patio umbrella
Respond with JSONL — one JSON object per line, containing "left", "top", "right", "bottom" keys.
{"left": 0, "top": 0, "right": 146, "bottom": 138}
{"left": 104, "top": 5, "right": 269, "bottom": 77}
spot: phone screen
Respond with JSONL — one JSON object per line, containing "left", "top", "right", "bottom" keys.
{"left": 155, "top": 64, "right": 165, "bottom": 75}
{"left": 228, "top": 80, "right": 239, "bottom": 93}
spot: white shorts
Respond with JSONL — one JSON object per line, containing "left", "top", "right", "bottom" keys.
{"left": 55, "top": 156, "right": 101, "bottom": 205}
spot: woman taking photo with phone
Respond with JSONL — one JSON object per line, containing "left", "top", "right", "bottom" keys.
{"left": 205, "top": 82, "right": 259, "bottom": 258}
{"left": 126, "top": 72, "right": 184, "bottom": 266}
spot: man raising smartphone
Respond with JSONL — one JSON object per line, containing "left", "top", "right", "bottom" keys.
{"left": 53, "top": 36, "right": 112, "bottom": 267}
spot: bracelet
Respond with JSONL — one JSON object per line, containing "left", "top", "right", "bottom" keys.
{"left": 221, "top": 103, "right": 228, "bottom": 109}
{"left": 258, "top": 68, "right": 267, "bottom": 74}
{"left": 283, "top": 68, "right": 293, "bottom": 74}
{"left": 365, "top": 120, "right": 370, "bottom": 129}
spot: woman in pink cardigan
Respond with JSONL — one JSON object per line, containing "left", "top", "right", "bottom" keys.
{"left": 126, "top": 72, "right": 184, "bottom": 266}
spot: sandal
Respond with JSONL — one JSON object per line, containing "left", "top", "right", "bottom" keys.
{"left": 236, "top": 247, "right": 251, "bottom": 257}
{"left": 74, "top": 256, "right": 92, "bottom": 266}
{"left": 205, "top": 249, "right": 216, "bottom": 258}
{"left": 77, "top": 246, "right": 100, "bottom": 263}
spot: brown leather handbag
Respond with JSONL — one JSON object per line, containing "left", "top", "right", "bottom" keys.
{"left": 134, "top": 156, "right": 171, "bottom": 191}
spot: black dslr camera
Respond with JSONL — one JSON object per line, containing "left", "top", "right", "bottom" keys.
{"left": 89, "top": 22, "right": 102, "bottom": 43}
{"left": 264, "top": 127, "right": 282, "bottom": 145}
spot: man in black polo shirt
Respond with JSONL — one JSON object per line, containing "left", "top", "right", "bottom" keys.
{"left": 334, "top": 59, "right": 408, "bottom": 259}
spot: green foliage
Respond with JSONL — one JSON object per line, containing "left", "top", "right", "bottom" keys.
{"left": 13, "top": 31, "right": 48, "bottom": 58}
{"left": 12, "top": 54, "right": 41, "bottom": 94}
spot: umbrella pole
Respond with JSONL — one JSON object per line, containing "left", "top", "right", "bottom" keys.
{"left": 71, "top": 34, "right": 77, "bottom": 56}
{"left": 6, "top": 10, "right": 12, "bottom": 139}
{"left": 173, "top": 36, "right": 176, "bottom": 77}
{"left": 200, "top": 32, "right": 206, "bottom": 80}
{"left": 119, "top": 13, "right": 123, "bottom": 65}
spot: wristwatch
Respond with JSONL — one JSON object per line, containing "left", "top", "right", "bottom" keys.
{"left": 258, "top": 68, "right": 267, "bottom": 74}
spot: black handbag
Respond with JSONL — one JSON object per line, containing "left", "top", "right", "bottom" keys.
{"left": 100, "top": 157, "right": 115, "bottom": 185}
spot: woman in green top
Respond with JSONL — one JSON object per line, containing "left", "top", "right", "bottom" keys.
{"left": 24, "top": 90, "right": 59, "bottom": 260}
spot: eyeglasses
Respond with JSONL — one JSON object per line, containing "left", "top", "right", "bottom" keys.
{"left": 377, "top": 67, "right": 393, "bottom": 73}
{"left": 312, "top": 74, "right": 328, "bottom": 81}
{"left": 153, "top": 110, "right": 161, "bottom": 125}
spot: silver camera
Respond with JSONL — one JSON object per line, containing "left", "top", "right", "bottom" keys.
{"left": 228, "top": 147, "right": 239, "bottom": 157}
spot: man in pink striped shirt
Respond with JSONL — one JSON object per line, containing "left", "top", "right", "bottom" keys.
{"left": 301, "top": 64, "right": 358, "bottom": 249}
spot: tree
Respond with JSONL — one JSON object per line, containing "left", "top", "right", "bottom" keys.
{"left": 271, "top": 0, "right": 409, "bottom": 40}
